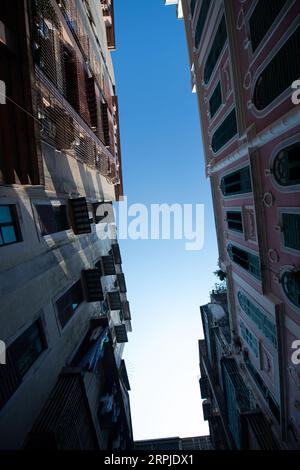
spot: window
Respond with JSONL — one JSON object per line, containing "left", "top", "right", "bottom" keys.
{"left": 253, "top": 25, "right": 300, "bottom": 110}
{"left": 0, "top": 205, "right": 22, "bottom": 247}
{"left": 209, "top": 82, "right": 222, "bottom": 118}
{"left": 195, "top": 0, "right": 211, "bottom": 48}
{"left": 190, "top": 0, "right": 197, "bottom": 17}
{"left": 56, "top": 280, "right": 84, "bottom": 328}
{"left": 35, "top": 204, "right": 70, "bottom": 236}
{"left": 220, "top": 166, "right": 252, "bottom": 196}
{"left": 227, "top": 244, "right": 261, "bottom": 280}
{"left": 282, "top": 270, "right": 300, "bottom": 309}
{"left": 273, "top": 143, "right": 300, "bottom": 186}
{"left": 0, "top": 319, "right": 46, "bottom": 410}
{"left": 237, "top": 291, "right": 277, "bottom": 347}
{"left": 282, "top": 213, "right": 300, "bottom": 250}
{"left": 211, "top": 108, "right": 237, "bottom": 153}
{"left": 243, "top": 352, "right": 280, "bottom": 423}
{"left": 249, "top": 0, "right": 288, "bottom": 52}
{"left": 226, "top": 211, "right": 243, "bottom": 233}
{"left": 240, "top": 320, "right": 259, "bottom": 357}
{"left": 204, "top": 15, "right": 227, "bottom": 84}
{"left": 10, "top": 320, "right": 46, "bottom": 378}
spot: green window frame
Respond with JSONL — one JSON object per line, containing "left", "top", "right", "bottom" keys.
{"left": 273, "top": 143, "right": 300, "bottom": 186}
{"left": 226, "top": 211, "right": 243, "bottom": 233}
{"left": 240, "top": 320, "right": 259, "bottom": 357}
{"left": 195, "top": 0, "right": 211, "bottom": 48}
{"left": 253, "top": 25, "right": 300, "bottom": 110}
{"left": 204, "top": 14, "right": 227, "bottom": 84}
{"left": 249, "top": 0, "right": 288, "bottom": 52}
{"left": 0, "top": 205, "right": 22, "bottom": 247}
{"left": 237, "top": 291, "right": 277, "bottom": 348}
{"left": 211, "top": 108, "right": 237, "bottom": 153}
{"left": 282, "top": 213, "right": 300, "bottom": 250}
{"left": 227, "top": 244, "right": 261, "bottom": 280}
{"left": 209, "top": 82, "right": 222, "bottom": 118}
{"left": 220, "top": 166, "right": 252, "bottom": 197}
{"left": 282, "top": 271, "right": 300, "bottom": 309}
{"left": 56, "top": 280, "right": 84, "bottom": 328}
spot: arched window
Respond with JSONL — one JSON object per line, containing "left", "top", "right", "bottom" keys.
{"left": 273, "top": 143, "right": 300, "bottom": 186}
{"left": 249, "top": 0, "right": 288, "bottom": 52}
{"left": 195, "top": 0, "right": 211, "bottom": 48}
{"left": 227, "top": 244, "right": 261, "bottom": 280}
{"left": 253, "top": 25, "right": 300, "bottom": 110}
{"left": 220, "top": 166, "right": 252, "bottom": 196}
{"left": 211, "top": 108, "right": 237, "bottom": 153}
{"left": 204, "top": 15, "right": 227, "bottom": 84}
{"left": 282, "top": 270, "right": 300, "bottom": 308}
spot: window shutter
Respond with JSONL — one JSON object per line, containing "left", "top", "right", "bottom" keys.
{"left": 101, "top": 102, "right": 110, "bottom": 147}
{"left": 111, "top": 243, "right": 122, "bottom": 265}
{"left": 69, "top": 197, "right": 91, "bottom": 234}
{"left": 107, "top": 291, "right": 121, "bottom": 311}
{"left": 114, "top": 324, "right": 128, "bottom": 343}
{"left": 282, "top": 213, "right": 300, "bottom": 250}
{"left": 81, "top": 269, "right": 103, "bottom": 302}
{"left": 122, "top": 300, "right": 131, "bottom": 321}
{"left": 117, "top": 273, "right": 127, "bottom": 293}
{"left": 101, "top": 255, "right": 116, "bottom": 275}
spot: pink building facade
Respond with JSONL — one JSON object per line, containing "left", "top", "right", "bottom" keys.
{"left": 167, "top": 0, "right": 300, "bottom": 448}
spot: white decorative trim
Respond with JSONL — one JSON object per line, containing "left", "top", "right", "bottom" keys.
{"left": 208, "top": 106, "right": 300, "bottom": 174}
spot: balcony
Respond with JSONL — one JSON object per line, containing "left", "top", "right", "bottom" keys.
{"left": 202, "top": 399, "right": 212, "bottom": 421}
{"left": 81, "top": 269, "right": 103, "bottom": 302}
{"left": 199, "top": 376, "right": 209, "bottom": 399}
{"left": 111, "top": 243, "right": 122, "bottom": 265}
{"left": 69, "top": 197, "right": 91, "bottom": 234}
{"left": 26, "top": 318, "right": 132, "bottom": 449}
{"left": 121, "top": 300, "right": 131, "bottom": 321}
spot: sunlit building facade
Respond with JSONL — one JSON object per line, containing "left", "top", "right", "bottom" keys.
{"left": 0, "top": 0, "right": 133, "bottom": 449}
{"left": 167, "top": 0, "right": 300, "bottom": 449}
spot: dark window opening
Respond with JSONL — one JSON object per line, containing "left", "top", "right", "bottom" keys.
{"left": 253, "top": 25, "right": 300, "bottom": 110}
{"left": 56, "top": 280, "right": 84, "bottom": 328}
{"left": 0, "top": 319, "right": 46, "bottom": 410}
{"left": 220, "top": 166, "right": 252, "bottom": 196}
{"left": 204, "top": 15, "right": 227, "bottom": 84}
{"left": 249, "top": 0, "right": 288, "bottom": 52}
{"left": 212, "top": 108, "right": 237, "bottom": 153}
{"left": 35, "top": 204, "right": 70, "bottom": 235}
{"left": 227, "top": 211, "right": 243, "bottom": 233}
{"left": 209, "top": 82, "right": 222, "bottom": 118}
{"left": 195, "top": 0, "right": 211, "bottom": 49}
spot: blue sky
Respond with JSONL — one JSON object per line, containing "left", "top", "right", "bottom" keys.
{"left": 113, "top": 0, "right": 218, "bottom": 439}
